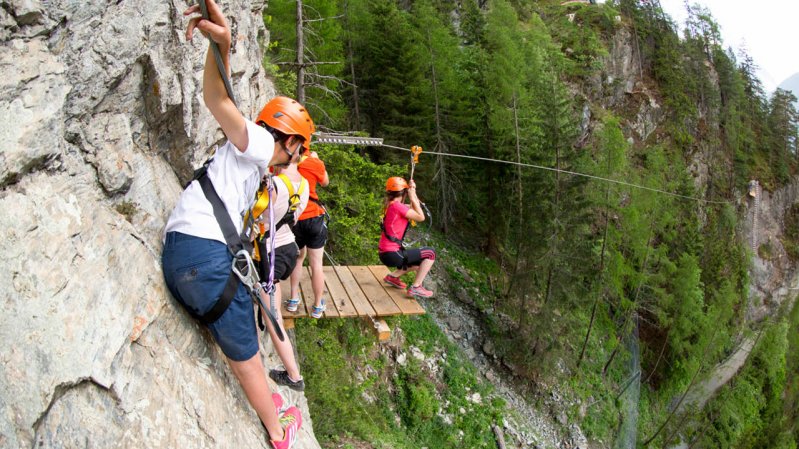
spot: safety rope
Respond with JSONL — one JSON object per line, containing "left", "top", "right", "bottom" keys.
{"left": 198, "top": 0, "right": 236, "bottom": 105}
{"left": 378, "top": 142, "right": 730, "bottom": 205}
{"left": 404, "top": 145, "right": 432, "bottom": 246}
{"left": 265, "top": 176, "right": 279, "bottom": 319}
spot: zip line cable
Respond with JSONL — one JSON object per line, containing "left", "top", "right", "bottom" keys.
{"left": 377, "top": 142, "right": 731, "bottom": 205}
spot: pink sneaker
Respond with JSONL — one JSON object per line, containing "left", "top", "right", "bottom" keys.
{"left": 272, "top": 392, "right": 285, "bottom": 414}
{"left": 270, "top": 406, "right": 302, "bottom": 449}
{"left": 407, "top": 284, "right": 433, "bottom": 298}
{"left": 383, "top": 274, "right": 407, "bottom": 289}
{"left": 262, "top": 393, "right": 287, "bottom": 432}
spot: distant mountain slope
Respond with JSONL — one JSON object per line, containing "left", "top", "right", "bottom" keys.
{"left": 778, "top": 72, "right": 799, "bottom": 107}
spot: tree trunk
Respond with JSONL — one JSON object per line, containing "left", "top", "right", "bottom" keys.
{"left": 507, "top": 93, "right": 523, "bottom": 298}
{"left": 346, "top": 36, "right": 361, "bottom": 131}
{"left": 295, "top": 0, "right": 305, "bottom": 103}
{"left": 427, "top": 32, "right": 452, "bottom": 234}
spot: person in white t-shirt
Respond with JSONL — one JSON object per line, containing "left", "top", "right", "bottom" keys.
{"left": 161, "top": 2, "right": 313, "bottom": 447}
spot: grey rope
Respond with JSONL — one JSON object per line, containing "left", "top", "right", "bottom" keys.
{"left": 199, "top": 0, "right": 236, "bottom": 105}
{"left": 379, "top": 143, "right": 730, "bottom": 205}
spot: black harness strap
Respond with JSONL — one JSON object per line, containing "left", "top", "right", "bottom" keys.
{"left": 309, "top": 197, "right": 331, "bottom": 225}
{"left": 381, "top": 213, "right": 410, "bottom": 268}
{"left": 259, "top": 200, "right": 300, "bottom": 241}
{"left": 191, "top": 164, "right": 255, "bottom": 325}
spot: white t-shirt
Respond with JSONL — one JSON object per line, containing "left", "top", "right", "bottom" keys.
{"left": 164, "top": 120, "right": 273, "bottom": 244}
{"left": 264, "top": 175, "right": 309, "bottom": 250}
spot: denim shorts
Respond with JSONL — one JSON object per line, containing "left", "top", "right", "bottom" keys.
{"left": 162, "top": 232, "right": 259, "bottom": 362}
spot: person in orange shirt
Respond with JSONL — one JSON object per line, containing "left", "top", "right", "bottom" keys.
{"left": 288, "top": 151, "right": 329, "bottom": 318}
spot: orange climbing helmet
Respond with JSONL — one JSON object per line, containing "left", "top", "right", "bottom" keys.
{"left": 385, "top": 177, "right": 409, "bottom": 192}
{"left": 256, "top": 96, "right": 315, "bottom": 151}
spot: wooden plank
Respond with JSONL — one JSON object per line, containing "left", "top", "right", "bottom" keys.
{"left": 334, "top": 266, "right": 376, "bottom": 316}
{"left": 349, "top": 266, "right": 401, "bottom": 316}
{"left": 297, "top": 266, "right": 315, "bottom": 316}
{"left": 368, "top": 265, "right": 425, "bottom": 315}
{"left": 283, "top": 318, "right": 295, "bottom": 330}
{"left": 280, "top": 276, "right": 308, "bottom": 318}
{"left": 306, "top": 266, "right": 339, "bottom": 318}
{"left": 372, "top": 318, "right": 391, "bottom": 341}
{"left": 323, "top": 266, "right": 358, "bottom": 317}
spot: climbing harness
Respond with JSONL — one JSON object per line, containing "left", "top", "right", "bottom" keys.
{"left": 248, "top": 174, "right": 285, "bottom": 340}
{"left": 248, "top": 174, "right": 308, "bottom": 262}
{"left": 189, "top": 159, "right": 285, "bottom": 341}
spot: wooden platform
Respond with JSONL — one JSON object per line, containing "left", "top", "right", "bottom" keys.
{"left": 280, "top": 265, "right": 425, "bottom": 338}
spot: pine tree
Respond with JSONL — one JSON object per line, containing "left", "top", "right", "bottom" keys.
{"left": 410, "top": 0, "right": 473, "bottom": 233}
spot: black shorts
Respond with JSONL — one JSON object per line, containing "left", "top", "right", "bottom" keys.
{"left": 256, "top": 241, "right": 299, "bottom": 282}
{"left": 293, "top": 215, "right": 328, "bottom": 250}
{"left": 379, "top": 246, "right": 436, "bottom": 269}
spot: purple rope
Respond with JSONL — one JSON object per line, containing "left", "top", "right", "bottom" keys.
{"left": 266, "top": 176, "right": 277, "bottom": 314}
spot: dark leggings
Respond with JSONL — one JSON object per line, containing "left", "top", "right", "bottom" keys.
{"left": 379, "top": 246, "right": 436, "bottom": 270}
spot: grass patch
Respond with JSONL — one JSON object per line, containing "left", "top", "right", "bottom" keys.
{"left": 115, "top": 200, "right": 139, "bottom": 223}
{"left": 758, "top": 241, "right": 775, "bottom": 260}
{"left": 295, "top": 313, "right": 507, "bottom": 448}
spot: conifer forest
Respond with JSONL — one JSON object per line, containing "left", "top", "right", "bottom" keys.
{"left": 264, "top": 0, "right": 798, "bottom": 447}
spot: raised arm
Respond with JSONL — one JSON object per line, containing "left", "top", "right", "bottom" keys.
{"left": 404, "top": 180, "right": 425, "bottom": 222}
{"left": 185, "top": 0, "right": 248, "bottom": 151}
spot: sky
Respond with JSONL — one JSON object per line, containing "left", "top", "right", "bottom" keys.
{"left": 657, "top": 0, "right": 799, "bottom": 93}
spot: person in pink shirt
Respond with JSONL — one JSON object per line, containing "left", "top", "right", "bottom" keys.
{"left": 378, "top": 177, "right": 436, "bottom": 298}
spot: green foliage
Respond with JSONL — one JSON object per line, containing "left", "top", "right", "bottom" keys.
{"left": 782, "top": 204, "right": 799, "bottom": 261}
{"left": 261, "top": 0, "right": 797, "bottom": 445}
{"left": 691, "top": 321, "right": 795, "bottom": 448}
{"left": 265, "top": 0, "right": 346, "bottom": 126}
{"left": 115, "top": 200, "right": 139, "bottom": 223}
{"left": 759, "top": 241, "right": 776, "bottom": 261}
{"left": 547, "top": 3, "right": 614, "bottom": 78}
{"left": 295, "top": 319, "right": 391, "bottom": 441}
{"left": 319, "top": 143, "right": 402, "bottom": 264}
{"left": 294, "top": 314, "right": 507, "bottom": 448}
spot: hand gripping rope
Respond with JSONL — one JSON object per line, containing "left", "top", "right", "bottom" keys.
{"left": 406, "top": 146, "right": 432, "bottom": 244}
{"left": 198, "top": 0, "right": 236, "bottom": 105}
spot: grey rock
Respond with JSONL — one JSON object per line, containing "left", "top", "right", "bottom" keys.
{"left": 482, "top": 340, "right": 495, "bottom": 357}
{"left": 448, "top": 316, "right": 463, "bottom": 331}
{"left": 0, "top": 1, "right": 318, "bottom": 448}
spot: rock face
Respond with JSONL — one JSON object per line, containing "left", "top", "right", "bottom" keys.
{"left": 745, "top": 179, "right": 799, "bottom": 321}
{"left": 0, "top": 2, "right": 320, "bottom": 448}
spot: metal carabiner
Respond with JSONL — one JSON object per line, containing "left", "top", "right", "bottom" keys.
{"left": 230, "top": 249, "right": 286, "bottom": 341}
{"left": 231, "top": 249, "right": 258, "bottom": 289}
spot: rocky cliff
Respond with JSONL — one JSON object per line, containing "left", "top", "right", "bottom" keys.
{"left": 0, "top": 1, "right": 319, "bottom": 447}
{"left": 745, "top": 179, "right": 799, "bottom": 320}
